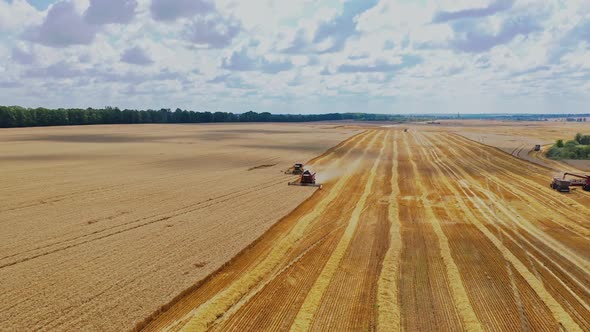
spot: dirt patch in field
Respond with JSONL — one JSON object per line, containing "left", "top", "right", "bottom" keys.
{"left": 562, "top": 159, "right": 590, "bottom": 172}
{"left": 247, "top": 164, "right": 278, "bottom": 171}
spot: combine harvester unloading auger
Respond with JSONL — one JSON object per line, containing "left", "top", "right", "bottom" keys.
{"left": 563, "top": 172, "right": 590, "bottom": 191}
{"left": 550, "top": 172, "right": 590, "bottom": 192}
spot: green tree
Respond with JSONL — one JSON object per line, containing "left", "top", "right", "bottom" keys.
{"left": 556, "top": 139, "right": 564, "bottom": 148}
{"left": 545, "top": 146, "right": 561, "bottom": 159}
{"left": 0, "top": 105, "right": 427, "bottom": 128}
{"left": 212, "top": 112, "right": 226, "bottom": 122}
{"left": 239, "top": 111, "right": 258, "bottom": 122}
{"left": 0, "top": 107, "right": 17, "bottom": 127}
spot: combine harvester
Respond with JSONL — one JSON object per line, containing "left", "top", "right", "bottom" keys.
{"left": 288, "top": 169, "right": 323, "bottom": 189}
{"left": 550, "top": 172, "right": 590, "bottom": 192}
{"left": 285, "top": 163, "right": 304, "bottom": 175}
{"left": 550, "top": 177, "right": 571, "bottom": 192}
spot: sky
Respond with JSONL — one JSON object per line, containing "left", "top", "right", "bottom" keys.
{"left": 0, "top": 0, "right": 589, "bottom": 114}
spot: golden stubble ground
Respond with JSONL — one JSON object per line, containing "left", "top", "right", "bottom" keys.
{"left": 0, "top": 123, "right": 358, "bottom": 331}
{"left": 2, "top": 121, "right": 589, "bottom": 332}
{"left": 140, "top": 123, "right": 590, "bottom": 332}
{"left": 431, "top": 119, "right": 590, "bottom": 171}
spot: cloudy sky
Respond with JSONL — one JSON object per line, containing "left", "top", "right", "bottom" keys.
{"left": 0, "top": 0, "right": 589, "bottom": 114}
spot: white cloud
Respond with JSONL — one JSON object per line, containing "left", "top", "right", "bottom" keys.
{"left": 84, "top": 0, "right": 138, "bottom": 25}
{"left": 222, "top": 47, "right": 293, "bottom": 73}
{"left": 150, "top": 0, "right": 214, "bottom": 21}
{"left": 0, "top": 0, "right": 43, "bottom": 32}
{"left": 24, "top": 1, "right": 98, "bottom": 47}
{"left": 121, "top": 46, "right": 153, "bottom": 65}
{"left": 1, "top": 0, "right": 590, "bottom": 113}
{"left": 183, "top": 14, "right": 241, "bottom": 48}
{"left": 11, "top": 44, "right": 36, "bottom": 64}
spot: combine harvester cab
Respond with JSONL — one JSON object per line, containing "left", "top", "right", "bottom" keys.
{"left": 288, "top": 170, "right": 323, "bottom": 189}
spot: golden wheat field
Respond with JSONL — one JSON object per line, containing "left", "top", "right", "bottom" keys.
{"left": 1, "top": 121, "right": 589, "bottom": 332}
{"left": 442, "top": 119, "right": 590, "bottom": 171}
{"left": 0, "top": 123, "right": 357, "bottom": 331}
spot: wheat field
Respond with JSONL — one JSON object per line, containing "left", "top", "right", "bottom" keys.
{"left": 0, "top": 123, "right": 357, "bottom": 331}
{"left": 1, "top": 122, "right": 589, "bottom": 331}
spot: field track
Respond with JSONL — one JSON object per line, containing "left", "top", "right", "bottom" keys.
{"left": 139, "top": 128, "right": 590, "bottom": 332}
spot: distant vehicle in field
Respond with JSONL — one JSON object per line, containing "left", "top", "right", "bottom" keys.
{"left": 534, "top": 144, "right": 541, "bottom": 151}
{"left": 285, "top": 163, "right": 304, "bottom": 175}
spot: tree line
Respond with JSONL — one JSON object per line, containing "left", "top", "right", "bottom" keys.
{"left": 547, "top": 133, "right": 590, "bottom": 160}
{"left": 0, "top": 105, "right": 424, "bottom": 128}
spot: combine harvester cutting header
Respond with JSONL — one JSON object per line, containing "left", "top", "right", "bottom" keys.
{"left": 286, "top": 163, "right": 323, "bottom": 189}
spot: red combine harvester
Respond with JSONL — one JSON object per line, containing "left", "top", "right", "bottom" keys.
{"left": 288, "top": 170, "right": 322, "bottom": 189}
{"left": 551, "top": 173, "right": 590, "bottom": 192}
{"left": 563, "top": 173, "right": 590, "bottom": 191}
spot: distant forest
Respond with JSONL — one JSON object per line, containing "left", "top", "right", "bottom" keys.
{"left": 0, "top": 105, "right": 425, "bottom": 128}
{"left": 2, "top": 105, "right": 588, "bottom": 129}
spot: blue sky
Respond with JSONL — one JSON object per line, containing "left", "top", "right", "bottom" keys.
{"left": 0, "top": 0, "right": 589, "bottom": 114}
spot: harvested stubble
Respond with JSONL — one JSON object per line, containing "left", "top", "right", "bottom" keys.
{"left": 0, "top": 123, "right": 357, "bottom": 331}
{"left": 140, "top": 127, "right": 590, "bottom": 332}
{"left": 2, "top": 122, "right": 590, "bottom": 332}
